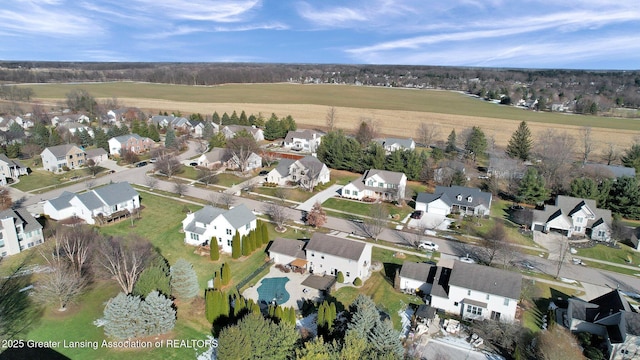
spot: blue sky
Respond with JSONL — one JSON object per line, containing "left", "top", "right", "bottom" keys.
{"left": 1, "top": 0, "right": 639, "bottom": 69}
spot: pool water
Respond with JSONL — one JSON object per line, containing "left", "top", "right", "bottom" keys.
{"left": 256, "top": 277, "right": 290, "bottom": 305}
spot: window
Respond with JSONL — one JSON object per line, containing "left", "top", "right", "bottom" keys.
{"left": 457, "top": 195, "right": 462, "bottom": 201}
{"left": 486, "top": 294, "right": 490, "bottom": 300}
{"left": 466, "top": 305, "right": 483, "bottom": 316}
{"left": 0, "top": 240, "right": 4, "bottom": 247}
{"left": 577, "top": 217, "right": 584, "bottom": 224}
{"left": 597, "top": 230, "right": 606, "bottom": 237}
{"left": 190, "top": 233, "right": 199, "bottom": 241}
{"left": 321, "top": 255, "right": 324, "bottom": 259}
{"left": 245, "top": 224, "right": 250, "bottom": 230}
{"left": 353, "top": 191, "right": 358, "bottom": 196}
{"left": 227, "top": 239, "right": 232, "bottom": 247}
{"left": 344, "top": 189, "right": 350, "bottom": 195}
{"left": 378, "top": 183, "right": 384, "bottom": 188}
{"left": 226, "top": 229, "right": 232, "bottom": 235}
{"left": 346, "top": 272, "right": 350, "bottom": 277}
{"left": 1, "top": 251, "right": 5, "bottom": 257}
{"left": 467, "top": 290, "right": 471, "bottom": 296}
{"left": 574, "top": 226, "right": 582, "bottom": 232}
{"left": 490, "top": 311, "right": 501, "bottom": 321}
{"left": 504, "top": 298, "right": 510, "bottom": 306}
{"left": 467, "top": 196, "right": 472, "bottom": 202}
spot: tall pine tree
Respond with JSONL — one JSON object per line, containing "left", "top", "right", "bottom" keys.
{"left": 170, "top": 258, "right": 199, "bottom": 299}
{"left": 506, "top": 121, "right": 533, "bottom": 161}
{"left": 210, "top": 237, "right": 220, "bottom": 261}
{"left": 231, "top": 231, "right": 241, "bottom": 259}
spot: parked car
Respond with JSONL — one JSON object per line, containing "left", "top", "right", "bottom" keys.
{"left": 135, "top": 161, "right": 148, "bottom": 167}
{"left": 418, "top": 241, "right": 439, "bottom": 252}
{"left": 459, "top": 254, "right": 476, "bottom": 264}
{"left": 410, "top": 210, "right": 424, "bottom": 219}
{"left": 259, "top": 170, "right": 269, "bottom": 176}
{"left": 189, "top": 162, "right": 198, "bottom": 166}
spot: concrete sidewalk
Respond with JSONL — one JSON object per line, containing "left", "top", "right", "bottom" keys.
{"left": 296, "top": 184, "right": 342, "bottom": 212}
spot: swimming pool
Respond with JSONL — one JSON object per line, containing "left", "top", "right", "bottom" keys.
{"left": 256, "top": 277, "right": 290, "bottom": 305}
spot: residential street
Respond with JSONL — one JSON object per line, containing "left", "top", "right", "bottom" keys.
{"left": 13, "top": 140, "right": 640, "bottom": 297}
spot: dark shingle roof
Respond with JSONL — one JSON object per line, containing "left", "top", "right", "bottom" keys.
{"left": 271, "top": 158, "right": 295, "bottom": 176}
{"left": 399, "top": 261, "right": 434, "bottom": 282}
{"left": 306, "top": 233, "right": 367, "bottom": 261}
{"left": 44, "top": 144, "right": 83, "bottom": 157}
{"left": 0, "top": 208, "right": 42, "bottom": 233}
{"left": 449, "top": 261, "right": 522, "bottom": 300}
{"left": 268, "top": 238, "right": 306, "bottom": 259}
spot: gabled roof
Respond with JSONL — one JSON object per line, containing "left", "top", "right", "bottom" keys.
{"left": 417, "top": 186, "right": 492, "bottom": 209}
{"left": 85, "top": 148, "right": 107, "bottom": 157}
{"left": 224, "top": 125, "right": 261, "bottom": 135}
{"left": 221, "top": 204, "right": 256, "bottom": 229}
{"left": 271, "top": 158, "right": 295, "bottom": 176}
{"left": 296, "top": 156, "right": 326, "bottom": 174}
{"left": 268, "top": 238, "right": 306, "bottom": 259}
{"left": 375, "top": 137, "right": 414, "bottom": 149}
{"left": 584, "top": 162, "right": 636, "bottom": 178}
{"left": 0, "top": 154, "right": 25, "bottom": 168}
{"left": 43, "top": 144, "right": 83, "bottom": 157}
{"left": 284, "top": 129, "right": 323, "bottom": 142}
{"left": 47, "top": 191, "right": 76, "bottom": 210}
{"left": 364, "top": 169, "right": 406, "bottom": 184}
{"left": 533, "top": 195, "right": 612, "bottom": 228}
{"left": 448, "top": 261, "right": 522, "bottom": 300}
{"left": 0, "top": 208, "right": 42, "bottom": 233}
{"left": 415, "top": 192, "right": 453, "bottom": 207}
{"left": 75, "top": 191, "right": 104, "bottom": 211}
{"left": 93, "top": 182, "right": 139, "bottom": 207}
{"left": 191, "top": 205, "right": 227, "bottom": 225}
{"left": 201, "top": 148, "right": 231, "bottom": 163}
{"left": 306, "top": 233, "right": 367, "bottom": 261}
{"left": 399, "top": 261, "right": 435, "bottom": 282}
{"left": 110, "top": 133, "right": 149, "bottom": 144}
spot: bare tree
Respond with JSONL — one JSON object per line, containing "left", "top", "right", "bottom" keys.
{"left": 264, "top": 202, "right": 288, "bottom": 232}
{"left": 226, "top": 131, "right": 259, "bottom": 173}
{"left": 274, "top": 187, "right": 288, "bottom": 204}
{"left": 55, "top": 225, "right": 96, "bottom": 275}
{"left": 602, "top": 142, "right": 619, "bottom": 165}
{"left": 536, "top": 325, "right": 584, "bottom": 360}
{"left": 535, "top": 130, "right": 576, "bottom": 192}
{"left": 219, "top": 192, "right": 236, "bottom": 209}
{"left": 354, "top": 118, "right": 378, "bottom": 146}
{"left": 154, "top": 155, "right": 182, "bottom": 178}
{"left": 85, "top": 159, "right": 100, "bottom": 177}
{"left": 145, "top": 174, "right": 158, "bottom": 190}
{"left": 35, "top": 241, "right": 87, "bottom": 311}
{"left": 326, "top": 106, "right": 337, "bottom": 131}
{"left": 580, "top": 126, "right": 593, "bottom": 165}
{"left": 555, "top": 235, "right": 572, "bottom": 279}
{"left": 363, "top": 202, "right": 388, "bottom": 242}
{"left": 22, "top": 143, "right": 42, "bottom": 159}
{"left": 197, "top": 167, "right": 217, "bottom": 186}
{"left": 173, "top": 181, "right": 187, "bottom": 197}
{"left": 96, "top": 235, "right": 152, "bottom": 294}
{"left": 481, "top": 221, "right": 507, "bottom": 265}
{"left": 416, "top": 122, "right": 440, "bottom": 147}
{"left": 262, "top": 151, "right": 277, "bottom": 167}
{"left": 0, "top": 188, "right": 12, "bottom": 211}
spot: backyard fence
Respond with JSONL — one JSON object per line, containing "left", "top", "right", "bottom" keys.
{"left": 236, "top": 259, "right": 274, "bottom": 292}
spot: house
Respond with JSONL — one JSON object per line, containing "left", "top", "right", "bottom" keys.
{"left": 40, "top": 144, "right": 86, "bottom": 172}
{"left": 341, "top": 169, "right": 406, "bottom": 201}
{"left": 487, "top": 155, "right": 525, "bottom": 179}
{"left": 149, "top": 115, "right": 189, "bottom": 130}
{"left": 266, "top": 156, "right": 330, "bottom": 189}
{"left": 108, "top": 134, "right": 154, "bottom": 156}
{"left": 434, "top": 160, "right": 467, "bottom": 184}
{"left": 221, "top": 125, "right": 264, "bottom": 142}
{"left": 85, "top": 148, "right": 108, "bottom": 164}
{"left": 197, "top": 148, "right": 231, "bottom": 169}
{"left": 398, "top": 261, "right": 437, "bottom": 295}
{"left": 268, "top": 238, "right": 307, "bottom": 266}
{"left": 531, "top": 195, "right": 612, "bottom": 241}
{"left": 563, "top": 289, "right": 640, "bottom": 359}
{"left": 374, "top": 137, "right": 416, "bottom": 153}
{"left": 400, "top": 260, "right": 522, "bottom": 322}
{"left": 181, "top": 204, "right": 256, "bottom": 253}
{"left": 51, "top": 114, "right": 90, "bottom": 126}
{"left": 187, "top": 119, "right": 205, "bottom": 137}
{"left": 630, "top": 227, "right": 640, "bottom": 251}
{"left": 227, "top": 152, "right": 262, "bottom": 172}
{"left": 583, "top": 163, "right": 636, "bottom": 179}
{"left": 0, "top": 154, "right": 28, "bottom": 186}
{"left": 415, "top": 186, "right": 492, "bottom": 216}
{"left": 283, "top": 129, "right": 324, "bottom": 153}
{"left": 0, "top": 208, "right": 44, "bottom": 257}
{"left": 43, "top": 182, "right": 140, "bottom": 225}
{"left": 58, "top": 122, "right": 94, "bottom": 138}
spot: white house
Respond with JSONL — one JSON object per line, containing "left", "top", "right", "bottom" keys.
{"left": 182, "top": 204, "right": 256, "bottom": 253}
{"left": 268, "top": 238, "right": 307, "bottom": 266}
{"left": 531, "top": 195, "right": 612, "bottom": 241}
{"left": 0, "top": 154, "right": 28, "bottom": 186}
{"left": 398, "top": 261, "right": 436, "bottom": 295}
{"left": 341, "top": 169, "right": 406, "bottom": 202}
{"left": 85, "top": 148, "right": 108, "bottom": 164}
{"left": 374, "top": 137, "right": 415, "bottom": 153}
{"left": 415, "top": 186, "right": 492, "bottom": 216}
{"left": 197, "top": 148, "right": 231, "bottom": 169}
{"left": 283, "top": 129, "right": 324, "bottom": 153}
{"left": 426, "top": 260, "right": 522, "bottom": 322}
{"left": 0, "top": 208, "right": 44, "bottom": 257}
{"left": 51, "top": 114, "right": 90, "bottom": 127}
{"left": 305, "top": 233, "right": 371, "bottom": 283}
{"left": 266, "top": 156, "right": 330, "bottom": 190}
{"left": 228, "top": 152, "right": 262, "bottom": 172}
{"left": 59, "top": 122, "right": 94, "bottom": 138}
{"left": 43, "top": 182, "right": 140, "bottom": 225}
{"left": 221, "top": 125, "right": 264, "bottom": 142}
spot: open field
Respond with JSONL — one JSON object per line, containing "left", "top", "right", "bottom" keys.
{"left": 24, "top": 82, "right": 640, "bottom": 150}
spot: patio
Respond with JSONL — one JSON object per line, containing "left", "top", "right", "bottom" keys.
{"left": 243, "top": 265, "right": 323, "bottom": 308}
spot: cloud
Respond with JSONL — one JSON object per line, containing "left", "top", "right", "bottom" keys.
{"left": 0, "top": 1, "right": 98, "bottom": 37}
{"left": 296, "top": 0, "right": 415, "bottom": 29}
{"left": 129, "top": 0, "right": 262, "bottom": 22}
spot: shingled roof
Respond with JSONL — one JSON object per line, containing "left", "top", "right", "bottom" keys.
{"left": 449, "top": 261, "right": 522, "bottom": 300}
{"left": 268, "top": 238, "right": 306, "bottom": 259}
{"left": 306, "top": 233, "right": 367, "bottom": 261}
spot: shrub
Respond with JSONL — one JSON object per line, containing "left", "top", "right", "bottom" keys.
{"left": 353, "top": 277, "right": 362, "bottom": 286}
{"left": 170, "top": 259, "right": 199, "bottom": 299}
{"left": 336, "top": 271, "right": 344, "bottom": 283}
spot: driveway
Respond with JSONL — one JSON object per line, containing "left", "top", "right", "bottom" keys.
{"left": 98, "top": 159, "right": 127, "bottom": 173}
{"left": 296, "top": 184, "right": 342, "bottom": 212}
{"left": 407, "top": 213, "right": 452, "bottom": 231}
{"left": 533, "top": 231, "right": 565, "bottom": 261}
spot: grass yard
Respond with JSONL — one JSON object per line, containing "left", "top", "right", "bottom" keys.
{"left": 214, "top": 172, "right": 246, "bottom": 187}
{"left": 12, "top": 168, "right": 90, "bottom": 192}
{"left": 329, "top": 169, "right": 361, "bottom": 185}
{"left": 521, "top": 279, "right": 584, "bottom": 333}
{"left": 251, "top": 186, "right": 316, "bottom": 203}
{"left": 323, "top": 197, "right": 412, "bottom": 220}
{"left": 576, "top": 243, "right": 640, "bottom": 267}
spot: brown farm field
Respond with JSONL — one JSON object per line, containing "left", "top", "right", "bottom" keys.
{"left": 25, "top": 82, "right": 640, "bottom": 149}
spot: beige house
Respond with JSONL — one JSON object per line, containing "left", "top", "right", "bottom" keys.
{"left": 40, "top": 144, "right": 86, "bottom": 172}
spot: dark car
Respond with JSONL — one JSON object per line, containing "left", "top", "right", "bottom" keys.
{"left": 410, "top": 210, "right": 423, "bottom": 219}
{"left": 189, "top": 162, "right": 198, "bottom": 166}
{"left": 135, "top": 161, "right": 148, "bottom": 167}
{"left": 259, "top": 170, "right": 269, "bottom": 176}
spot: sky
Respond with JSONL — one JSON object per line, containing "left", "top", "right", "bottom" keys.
{"left": 1, "top": 0, "right": 640, "bottom": 70}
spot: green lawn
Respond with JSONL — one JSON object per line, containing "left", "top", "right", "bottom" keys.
{"left": 12, "top": 168, "right": 92, "bottom": 192}
{"left": 521, "top": 279, "right": 583, "bottom": 333}
{"left": 323, "top": 198, "right": 412, "bottom": 220}
{"left": 215, "top": 173, "right": 246, "bottom": 187}
{"left": 576, "top": 243, "right": 640, "bottom": 267}
{"left": 251, "top": 186, "right": 315, "bottom": 203}
{"left": 22, "top": 82, "right": 640, "bottom": 131}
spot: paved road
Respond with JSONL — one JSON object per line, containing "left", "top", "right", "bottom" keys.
{"left": 12, "top": 140, "right": 640, "bottom": 295}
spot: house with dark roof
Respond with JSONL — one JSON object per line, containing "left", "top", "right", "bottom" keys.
{"left": 107, "top": 134, "right": 154, "bottom": 156}
{"left": 266, "top": 155, "right": 330, "bottom": 190}
{"left": 374, "top": 137, "right": 416, "bottom": 154}
{"left": 268, "top": 233, "right": 372, "bottom": 284}
{"left": 221, "top": 125, "right": 264, "bottom": 142}
{"left": 564, "top": 289, "right": 640, "bottom": 359}
{"left": 283, "top": 129, "right": 324, "bottom": 153}
{"left": 43, "top": 182, "right": 140, "bottom": 225}
{"left": 341, "top": 169, "right": 407, "bottom": 202}
{"left": 85, "top": 148, "right": 108, "bottom": 164}
{"left": 0, "top": 208, "right": 44, "bottom": 257}
{"left": 0, "top": 154, "right": 28, "bottom": 186}
{"left": 181, "top": 204, "right": 256, "bottom": 253}
{"left": 40, "top": 144, "right": 86, "bottom": 172}
{"left": 416, "top": 186, "right": 492, "bottom": 216}
{"left": 430, "top": 260, "right": 521, "bottom": 322}
{"left": 583, "top": 162, "right": 636, "bottom": 179}
{"left": 398, "top": 261, "right": 437, "bottom": 294}
{"left": 531, "top": 195, "right": 612, "bottom": 241}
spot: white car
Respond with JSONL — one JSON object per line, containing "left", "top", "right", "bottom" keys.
{"left": 459, "top": 254, "right": 476, "bottom": 264}
{"left": 418, "top": 241, "right": 439, "bottom": 251}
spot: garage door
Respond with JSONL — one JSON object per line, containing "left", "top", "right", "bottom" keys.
{"left": 533, "top": 224, "right": 545, "bottom": 232}
{"left": 426, "top": 205, "right": 449, "bottom": 216}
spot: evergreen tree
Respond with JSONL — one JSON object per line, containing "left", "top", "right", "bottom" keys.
{"left": 147, "top": 124, "right": 160, "bottom": 142}
{"left": 205, "top": 289, "right": 217, "bottom": 323}
{"left": 621, "top": 144, "right": 640, "bottom": 175}
{"left": 274, "top": 305, "right": 284, "bottom": 322}
{"left": 234, "top": 296, "right": 247, "bottom": 317}
{"left": 253, "top": 113, "right": 265, "bottom": 128}
{"left": 32, "top": 123, "right": 50, "bottom": 148}
{"left": 210, "top": 238, "right": 220, "bottom": 261}
{"left": 212, "top": 111, "right": 221, "bottom": 126}
{"left": 517, "top": 167, "right": 549, "bottom": 205}
{"left": 288, "top": 307, "right": 297, "bottom": 326}
{"left": 445, "top": 129, "right": 457, "bottom": 153}
{"left": 93, "top": 127, "right": 109, "bottom": 151}
{"left": 221, "top": 262, "right": 231, "bottom": 286}
{"left": 213, "top": 271, "right": 222, "bottom": 290}
{"left": 317, "top": 302, "right": 326, "bottom": 329}
{"left": 138, "top": 122, "right": 149, "bottom": 138}
{"left": 506, "top": 121, "right": 533, "bottom": 161}
{"left": 77, "top": 129, "right": 93, "bottom": 148}
{"left": 239, "top": 110, "right": 249, "bottom": 125}
{"left": 221, "top": 112, "right": 231, "bottom": 125}
{"left": 139, "top": 290, "right": 176, "bottom": 336}
{"left": 165, "top": 128, "right": 177, "bottom": 149}
{"left": 132, "top": 263, "right": 171, "bottom": 298}
{"left": 369, "top": 319, "right": 404, "bottom": 359}
{"left": 281, "top": 115, "right": 296, "bottom": 134}
{"left": 464, "top": 126, "right": 487, "bottom": 162}
{"left": 348, "top": 295, "right": 379, "bottom": 340}
{"left": 241, "top": 234, "right": 250, "bottom": 256}
{"left": 48, "top": 127, "right": 62, "bottom": 146}
{"left": 248, "top": 299, "right": 260, "bottom": 314}
{"left": 264, "top": 114, "right": 283, "bottom": 140}
{"left": 451, "top": 169, "right": 467, "bottom": 186}
{"left": 202, "top": 121, "right": 215, "bottom": 139}
{"left": 131, "top": 120, "right": 141, "bottom": 135}
{"left": 6, "top": 143, "right": 20, "bottom": 158}
{"left": 209, "top": 131, "right": 226, "bottom": 148}
{"left": 230, "top": 110, "right": 239, "bottom": 124}
{"left": 328, "top": 302, "right": 336, "bottom": 330}
{"left": 385, "top": 150, "right": 404, "bottom": 173}
{"left": 569, "top": 178, "right": 599, "bottom": 200}
{"left": 170, "top": 258, "right": 199, "bottom": 299}
{"left": 364, "top": 142, "right": 386, "bottom": 170}
{"left": 231, "top": 231, "right": 241, "bottom": 259}
{"left": 261, "top": 221, "right": 269, "bottom": 245}
{"left": 607, "top": 176, "right": 640, "bottom": 219}
{"left": 336, "top": 271, "right": 345, "bottom": 283}
{"left": 103, "top": 292, "right": 142, "bottom": 340}
{"left": 220, "top": 291, "right": 230, "bottom": 318}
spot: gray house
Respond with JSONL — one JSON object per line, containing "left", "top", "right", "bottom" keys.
{"left": 415, "top": 186, "right": 492, "bottom": 216}
{"left": 375, "top": 137, "right": 416, "bottom": 154}
{"left": 531, "top": 196, "right": 612, "bottom": 241}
